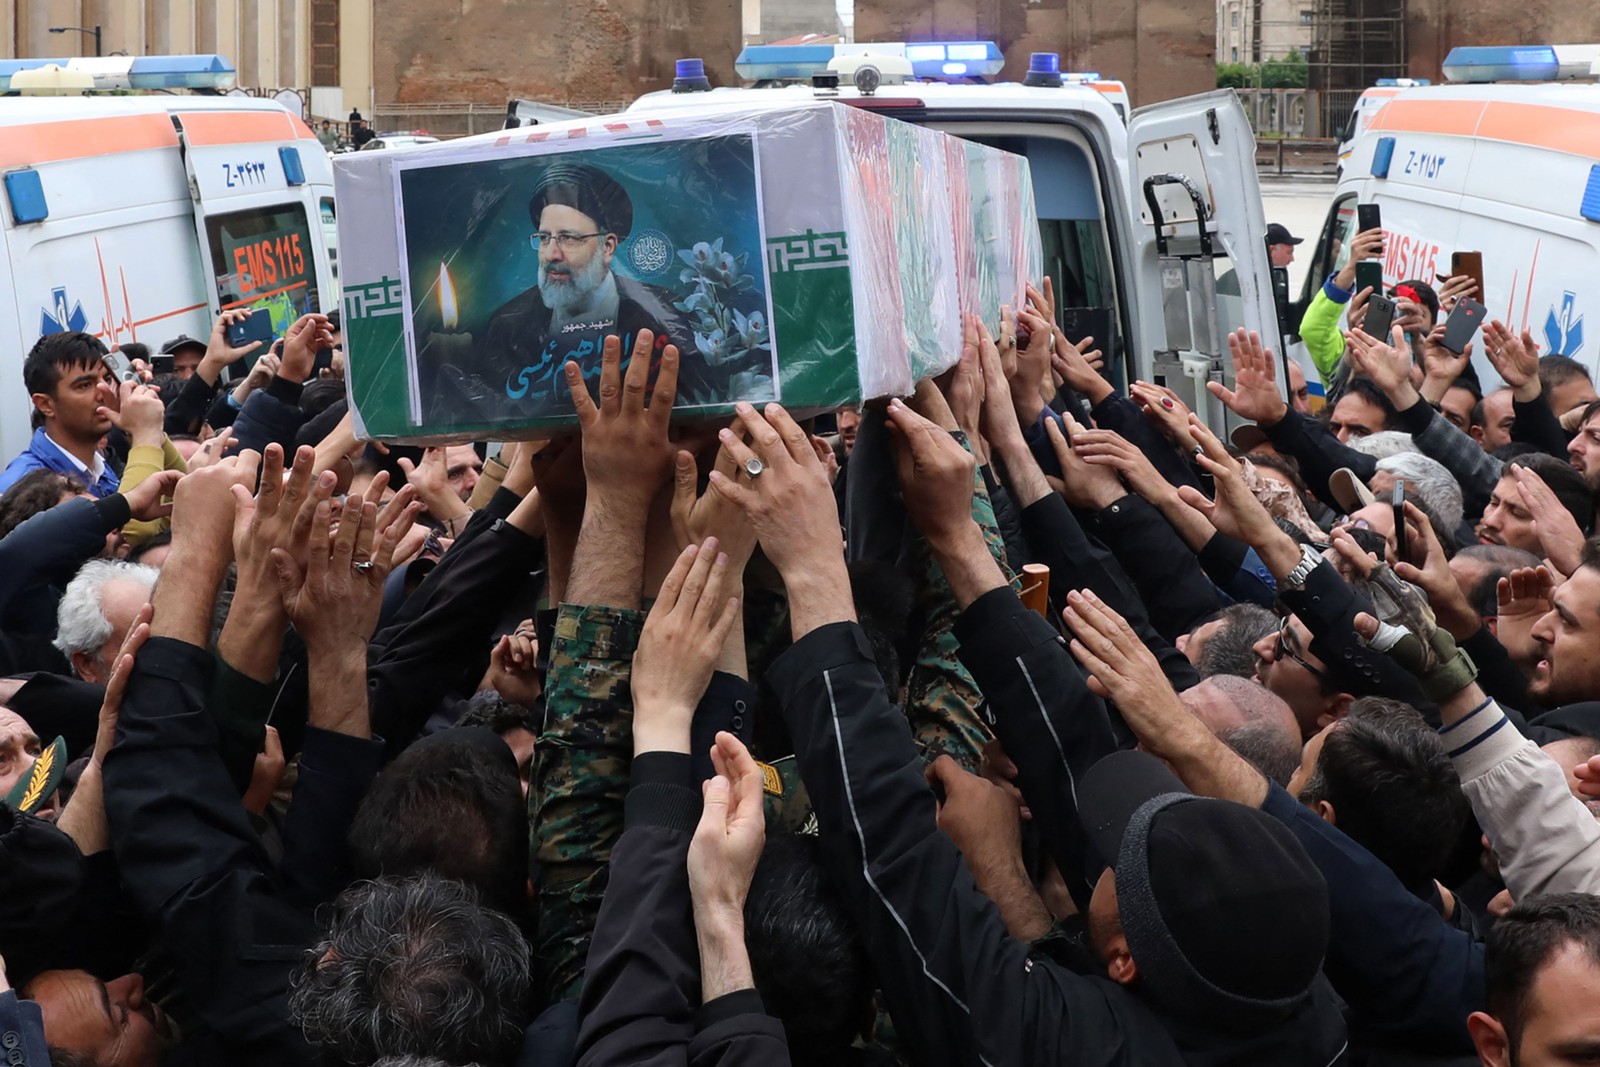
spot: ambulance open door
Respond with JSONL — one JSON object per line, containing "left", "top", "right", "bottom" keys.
{"left": 1125, "top": 90, "right": 1284, "bottom": 434}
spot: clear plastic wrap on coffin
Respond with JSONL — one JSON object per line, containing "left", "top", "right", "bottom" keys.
{"left": 333, "top": 101, "right": 1042, "bottom": 444}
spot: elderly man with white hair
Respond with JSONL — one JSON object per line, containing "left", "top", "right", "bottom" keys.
{"left": 53, "top": 559, "right": 159, "bottom": 684}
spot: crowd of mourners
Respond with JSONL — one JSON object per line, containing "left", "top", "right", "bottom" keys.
{"left": 3, "top": 233, "right": 1600, "bottom": 1067}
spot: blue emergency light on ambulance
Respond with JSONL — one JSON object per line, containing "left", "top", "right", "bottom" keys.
{"left": 1441, "top": 44, "right": 1600, "bottom": 82}
{"left": 0, "top": 53, "right": 235, "bottom": 93}
{"left": 733, "top": 41, "right": 1004, "bottom": 82}
{"left": 1025, "top": 53, "right": 1064, "bottom": 88}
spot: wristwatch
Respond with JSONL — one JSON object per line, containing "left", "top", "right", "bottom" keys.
{"left": 1277, "top": 542, "right": 1323, "bottom": 592}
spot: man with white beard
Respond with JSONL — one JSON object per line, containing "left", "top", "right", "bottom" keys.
{"left": 480, "top": 162, "right": 689, "bottom": 413}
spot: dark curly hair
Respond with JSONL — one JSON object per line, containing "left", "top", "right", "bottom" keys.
{"left": 0, "top": 469, "right": 88, "bottom": 539}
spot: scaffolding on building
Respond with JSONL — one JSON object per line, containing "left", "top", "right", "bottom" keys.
{"left": 1308, "top": 0, "right": 1407, "bottom": 136}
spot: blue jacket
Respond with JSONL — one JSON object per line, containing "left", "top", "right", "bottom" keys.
{"left": 0, "top": 991, "right": 51, "bottom": 1067}
{"left": 0, "top": 428, "right": 119, "bottom": 497}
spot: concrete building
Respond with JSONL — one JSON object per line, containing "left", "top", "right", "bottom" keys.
{"left": 743, "top": 0, "right": 844, "bottom": 45}
{"left": 3, "top": 2, "right": 374, "bottom": 121}
{"left": 1217, "top": 0, "right": 1314, "bottom": 65}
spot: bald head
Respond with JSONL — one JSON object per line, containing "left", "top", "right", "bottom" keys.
{"left": 1181, "top": 676, "right": 1303, "bottom": 786}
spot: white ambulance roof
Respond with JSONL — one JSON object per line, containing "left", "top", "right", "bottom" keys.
{"left": 1367, "top": 82, "right": 1600, "bottom": 161}
{"left": 0, "top": 94, "right": 303, "bottom": 127}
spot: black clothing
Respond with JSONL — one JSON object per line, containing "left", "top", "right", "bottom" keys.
{"left": 103, "top": 636, "right": 313, "bottom": 1064}
{"left": 770, "top": 619, "right": 1347, "bottom": 1066}
{"left": 575, "top": 752, "right": 791, "bottom": 1067}
{"left": 1090, "top": 494, "right": 1224, "bottom": 642}
{"left": 367, "top": 488, "right": 537, "bottom": 757}
{"left": 163, "top": 373, "right": 222, "bottom": 437}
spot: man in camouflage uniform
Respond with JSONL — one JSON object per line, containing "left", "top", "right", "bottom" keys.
{"left": 528, "top": 334, "right": 675, "bottom": 1003}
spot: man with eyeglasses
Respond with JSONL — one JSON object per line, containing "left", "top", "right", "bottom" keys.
{"left": 1253, "top": 612, "right": 1359, "bottom": 739}
{"left": 479, "top": 162, "right": 688, "bottom": 415}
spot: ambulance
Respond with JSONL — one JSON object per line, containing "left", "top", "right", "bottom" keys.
{"left": 600, "top": 42, "right": 1281, "bottom": 435}
{"left": 0, "top": 55, "right": 340, "bottom": 460}
{"left": 1333, "top": 79, "right": 1430, "bottom": 172}
{"left": 1296, "top": 45, "right": 1600, "bottom": 384}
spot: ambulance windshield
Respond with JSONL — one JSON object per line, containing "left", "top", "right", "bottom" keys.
{"left": 206, "top": 203, "right": 321, "bottom": 332}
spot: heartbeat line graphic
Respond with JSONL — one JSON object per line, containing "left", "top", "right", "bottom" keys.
{"left": 40, "top": 238, "right": 208, "bottom": 348}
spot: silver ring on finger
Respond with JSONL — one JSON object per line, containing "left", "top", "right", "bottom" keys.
{"left": 744, "top": 456, "right": 765, "bottom": 478}
{"left": 351, "top": 560, "right": 375, "bottom": 573}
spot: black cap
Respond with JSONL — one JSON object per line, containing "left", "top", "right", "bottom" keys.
{"left": 1078, "top": 751, "right": 1329, "bottom": 1028}
{"left": 159, "top": 334, "right": 206, "bottom": 356}
{"left": 1266, "top": 222, "right": 1303, "bottom": 246}
{"left": 528, "top": 162, "right": 633, "bottom": 239}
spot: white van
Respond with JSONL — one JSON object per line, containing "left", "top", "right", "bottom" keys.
{"left": 1297, "top": 46, "right": 1600, "bottom": 385}
{"left": 0, "top": 60, "right": 339, "bottom": 460}
{"left": 597, "top": 43, "right": 1281, "bottom": 434}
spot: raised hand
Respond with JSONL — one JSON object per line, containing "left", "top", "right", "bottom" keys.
{"left": 279, "top": 313, "right": 334, "bottom": 383}
{"left": 1498, "top": 564, "right": 1554, "bottom": 629}
{"left": 1390, "top": 501, "right": 1480, "bottom": 637}
{"left": 1129, "top": 380, "right": 1200, "bottom": 451}
{"left": 1211, "top": 329, "right": 1289, "bottom": 426}
{"left": 55, "top": 606, "right": 153, "bottom": 852}
{"left": 205, "top": 308, "right": 267, "bottom": 378}
{"left": 689, "top": 731, "right": 767, "bottom": 923}
{"left": 243, "top": 726, "right": 286, "bottom": 816}
{"left": 927, "top": 754, "right": 1024, "bottom": 868}
{"left": 397, "top": 446, "right": 469, "bottom": 523}
{"left": 1347, "top": 285, "right": 1374, "bottom": 336}
{"left": 1063, "top": 589, "right": 1189, "bottom": 725}
{"left": 122, "top": 468, "right": 182, "bottom": 523}
{"left": 1051, "top": 329, "right": 1111, "bottom": 405}
{"left": 1334, "top": 228, "right": 1385, "bottom": 291}
{"left": 89, "top": 605, "right": 152, "bottom": 768}
{"left": 171, "top": 450, "right": 263, "bottom": 562}
{"left": 707, "top": 402, "right": 842, "bottom": 580}
{"left": 1044, "top": 413, "right": 1124, "bottom": 510}
{"left": 925, "top": 753, "right": 1050, "bottom": 941}
{"left": 884, "top": 395, "right": 978, "bottom": 547}
{"left": 1511, "top": 465, "right": 1585, "bottom": 576}
{"left": 567, "top": 331, "right": 680, "bottom": 516}
{"left": 485, "top": 622, "right": 543, "bottom": 709}
{"left": 1419, "top": 324, "right": 1471, "bottom": 402}
{"left": 1014, "top": 305, "right": 1055, "bottom": 425}
{"left": 1072, "top": 427, "right": 1175, "bottom": 505}
{"left": 272, "top": 491, "right": 421, "bottom": 649}
{"left": 232, "top": 444, "right": 337, "bottom": 591}
{"left": 1484, "top": 320, "right": 1542, "bottom": 401}
{"left": 186, "top": 426, "right": 235, "bottom": 470}
{"left": 101, "top": 380, "right": 166, "bottom": 447}
{"left": 941, "top": 314, "right": 987, "bottom": 457}
{"left": 671, "top": 439, "right": 757, "bottom": 574}
{"left": 976, "top": 317, "right": 1026, "bottom": 456}
{"left": 687, "top": 730, "right": 769, "bottom": 1001}
{"left": 241, "top": 351, "right": 280, "bottom": 395}
{"left": 632, "top": 538, "right": 741, "bottom": 755}
{"left": 1343, "top": 322, "right": 1415, "bottom": 401}
{"left": 1436, "top": 274, "right": 1479, "bottom": 313}
{"left": 1176, "top": 415, "right": 1287, "bottom": 552}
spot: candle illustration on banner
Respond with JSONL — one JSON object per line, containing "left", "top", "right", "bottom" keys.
{"left": 439, "top": 262, "right": 459, "bottom": 331}
{"left": 423, "top": 261, "right": 474, "bottom": 363}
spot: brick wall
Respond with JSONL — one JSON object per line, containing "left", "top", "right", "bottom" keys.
{"left": 373, "top": 0, "right": 742, "bottom": 108}
{"left": 853, "top": 0, "right": 1216, "bottom": 107}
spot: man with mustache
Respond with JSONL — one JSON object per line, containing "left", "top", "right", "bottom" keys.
{"left": 477, "top": 162, "right": 690, "bottom": 417}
